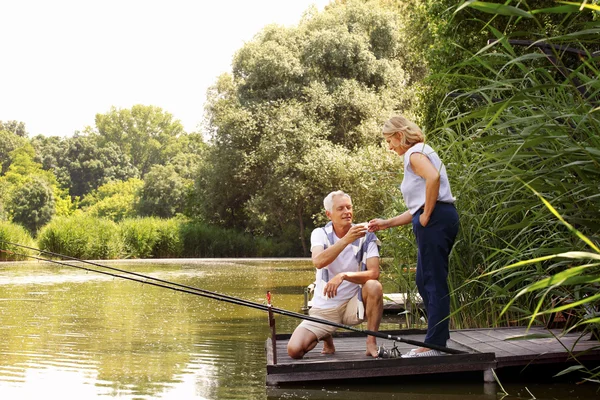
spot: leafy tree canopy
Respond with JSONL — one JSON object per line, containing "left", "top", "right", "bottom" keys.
{"left": 0, "top": 120, "right": 28, "bottom": 137}
{"left": 0, "top": 130, "right": 27, "bottom": 174}
{"left": 10, "top": 176, "right": 56, "bottom": 234}
{"left": 137, "top": 165, "right": 190, "bottom": 219}
{"left": 89, "top": 104, "right": 186, "bottom": 176}
{"left": 32, "top": 134, "right": 139, "bottom": 198}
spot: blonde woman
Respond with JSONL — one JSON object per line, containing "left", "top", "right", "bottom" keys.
{"left": 368, "top": 116, "right": 459, "bottom": 358}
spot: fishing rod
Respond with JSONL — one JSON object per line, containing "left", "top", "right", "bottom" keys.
{"left": 0, "top": 240, "right": 466, "bottom": 355}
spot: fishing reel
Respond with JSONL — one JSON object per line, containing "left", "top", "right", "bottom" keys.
{"left": 377, "top": 341, "right": 402, "bottom": 359}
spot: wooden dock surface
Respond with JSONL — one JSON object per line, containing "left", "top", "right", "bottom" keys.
{"left": 265, "top": 326, "right": 600, "bottom": 386}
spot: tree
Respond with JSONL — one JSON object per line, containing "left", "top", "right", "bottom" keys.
{"left": 0, "top": 120, "right": 28, "bottom": 137}
{"left": 0, "top": 130, "right": 27, "bottom": 174}
{"left": 10, "top": 176, "right": 55, "bottom": 234}
{"left": 137, "top": 165, "right": 189, "bottom": 218}
{"left": 91, "top": 105, "right": 186, "bottom": 176}
{"left": 0, "top": 143, "right": 73, "bottom": 229}
{"left": 366, "top": 0, "right": 599, "bottom": 130}
{"left": 161, "top": 132, "right": 206, "bottom": 180}
{"left": 31, "top": 134, "right": 139, "bottom": 198}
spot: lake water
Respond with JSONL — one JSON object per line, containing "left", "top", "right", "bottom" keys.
{"left": 0, "top": 259, "right": 597, "bottom": 399}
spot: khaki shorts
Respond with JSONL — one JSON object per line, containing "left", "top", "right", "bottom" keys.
{"left": 298, "top": 295, "right": 365, "bottom": 340}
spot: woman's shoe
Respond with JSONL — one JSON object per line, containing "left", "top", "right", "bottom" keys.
{"left": 401, "top": 349, "right": 444, "bottom": 358}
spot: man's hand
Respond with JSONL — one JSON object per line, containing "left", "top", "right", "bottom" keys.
{"left": 323, "top": 273, "right": 346, "bottom": 298}
{"left": 419, "top": 213, "right": 430, "bottom": 227}
{"left": 342, "top": 224, "right": 367, "bottom": 245}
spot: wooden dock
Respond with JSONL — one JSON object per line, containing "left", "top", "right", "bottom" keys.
{"left": 265, "top": 326, "right": 600, "bottom": 386}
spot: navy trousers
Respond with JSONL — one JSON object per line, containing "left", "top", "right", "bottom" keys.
{"left": 412, "top": 202, "right": 459, "bottom": 347}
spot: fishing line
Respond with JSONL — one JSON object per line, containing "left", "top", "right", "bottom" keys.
{"left": 0, "top": 240, "right": 466, "bottom": 354}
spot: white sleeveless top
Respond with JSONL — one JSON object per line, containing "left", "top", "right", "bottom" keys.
{"left": 400, "top": 143, "right": 455, "bottom": 215}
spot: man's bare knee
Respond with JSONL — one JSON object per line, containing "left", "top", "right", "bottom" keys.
{"left": 363, "top": 279, "right": 383, "bottom": 298}
{"left": 287, "top": 327, "right": 318, "bottom": 359}
{"left": 287, "top": 342, "right": 305, "bottom": 359}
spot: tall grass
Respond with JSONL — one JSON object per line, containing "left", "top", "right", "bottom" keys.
{"left": 120, "top": 217, "right": 183, "bottom": 258}
{"left": 38, "top": 215, "right": 122, "bottom": 259}
{"left": 0, "top": 221, "right": 35, "bottom": 261}
{"left": 418, "top": 3, "right": 600, "bottom": 330}
{"left": 35, "top": 215, "right": 288, "bottom": 259}
{"left": 179, "top": 220, "right": 292, "bottom": 258}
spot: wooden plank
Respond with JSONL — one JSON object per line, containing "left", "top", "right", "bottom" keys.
{"left": 449, "top": 332, "right": 483, "bottom": 345}
{"left": 482, "top": 340, "right": 538, "bottom": 357}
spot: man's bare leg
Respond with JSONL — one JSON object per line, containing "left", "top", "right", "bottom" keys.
{"left": 287, "top": 327, "right": 319, "bottom": 359}
{"left": 362, "top": 279, "right": 383, "bottom": 357}
{"left": 321, "top": 335, "right": 335, "bottom": 354}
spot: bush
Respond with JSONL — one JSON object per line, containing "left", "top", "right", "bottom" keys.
{"left": 119, "top": 217, "right": 183, "bottom": 258}
{"left": 180, "top": 221, "right": 289, "bottom": 258}
{"left": 37, "top": 215, "right": 121, "bottom": 259}
{"left": 0, "top": 221, "right": 35, "bottom": 261}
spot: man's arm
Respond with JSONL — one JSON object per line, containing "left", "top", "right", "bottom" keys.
{"left": 338, "top": 256, "right": 379, "bottom": 284}
{"left": 323, "top": 256, "right": 379, "bottom": 299}
{"left": 312, "top": 224, "right": 367, "bottom": 269}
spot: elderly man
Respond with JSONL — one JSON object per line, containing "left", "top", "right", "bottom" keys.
{"left": 287, "top": 190, "right": 383, "bottom": 359}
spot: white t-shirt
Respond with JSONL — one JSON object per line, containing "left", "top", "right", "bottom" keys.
{"left": 310, "top": 227, "right": 379, "bottom": 309}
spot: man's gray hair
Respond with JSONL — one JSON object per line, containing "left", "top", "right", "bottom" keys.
{"left": 323, "top": 190, "right": 351, "bottom": 212}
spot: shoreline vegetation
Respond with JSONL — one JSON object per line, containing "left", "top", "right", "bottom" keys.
{"left": 1, "top": 217, "right": 297, "bottom": 261}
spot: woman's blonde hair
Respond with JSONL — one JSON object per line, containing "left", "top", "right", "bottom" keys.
{"left": 382, "top": 116, "right": 424, "bottom": 147}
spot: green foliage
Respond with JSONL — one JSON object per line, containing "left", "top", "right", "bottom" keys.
{"left": 31, "top": 134, "right": 139, "bottom": 198}
{"left": 179, "top": 221, "right": 292, "bottom": 258}
{"left": 38, "top": 215, "right": 121, "bottom": 259}
{"left": 424, "top": 2, "right": 600, "bottom": 330}
{"left": 0, "top": 221, "right": 35, "bottom": 261}
{"left": 0, "top": 142, "right": 67, "bottom": 234}
{"left": 0, "top": 120, "right": 27, "bottom": 137}
{"left": 0, "top": 130, "right": 27, "bottom": 174}
{"left": 137, "top": 165, "right": 190, "bottom": 218}
{"left": 161, "top": 132, "right": 205, "bottom": 180}
{"left": 91, "top": 105, "right": 185, "bottom": 177}
{"left": 10, "top": 176, "right": 56, "bottom": 235}
{"left": 119, "top": 217, "right": 184, "bottom": 259}
{"left": 80, "top": 178, "right": 143, "bottom": 221}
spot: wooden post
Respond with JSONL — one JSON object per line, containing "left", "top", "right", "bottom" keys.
{"left": 483, "top": 368, "right": 494, "bottom": 383}
{"left": 267, "top": 291, "right": 277, "bottom": 365}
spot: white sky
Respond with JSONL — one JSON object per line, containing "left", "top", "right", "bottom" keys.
{"left": 0, "top": 0, "right": 332, "bottom": 137}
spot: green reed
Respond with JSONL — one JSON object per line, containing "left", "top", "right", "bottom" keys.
{"left": 0, "top": 221, "right": 35, "bottom": 261}
{"left": 409, "top": 2, "right": 600, "bottom": 333}
{"left": 120, "top": 217, "right": 184, "bottom": 259}
{"left": 38, "top": 214, "right": 122, "bottom": 259}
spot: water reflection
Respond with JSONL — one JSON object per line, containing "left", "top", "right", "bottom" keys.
{"left": 0, "top": 260, "right": 597, "bottom": 400}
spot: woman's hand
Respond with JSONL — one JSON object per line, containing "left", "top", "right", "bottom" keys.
{"left": 367, "top": 218, "right": 387, "bottom": 232}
